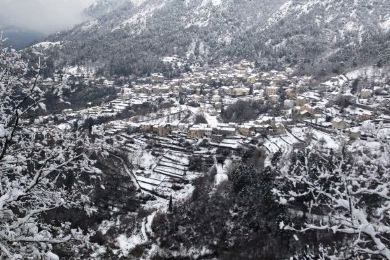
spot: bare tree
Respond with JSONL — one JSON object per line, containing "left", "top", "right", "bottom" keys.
{"left": 0, "top": 39, "right": 98, "bottom": 258}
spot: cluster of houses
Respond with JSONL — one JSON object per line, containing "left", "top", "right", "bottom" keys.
{"left": 54, "top": 60, "right": 390, "bottom": 145}
{"left": 42, "top": 65, "right": 116, "bottom": 88}
{"left": 105, "top": 115, "right": 289, "bottom": 140}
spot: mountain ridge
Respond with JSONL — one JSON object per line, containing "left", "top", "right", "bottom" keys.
{"left": 36, "top": 0, "right": 390, "bottom": 77}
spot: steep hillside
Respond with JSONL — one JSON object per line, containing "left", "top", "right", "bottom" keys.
{"left": 42, "top": 0, "right": 390, "bottom": 77}
{"left": 247, "top": 0, "right": 390, "bottom": 75}
{"left": 43, "top": 0, "right": 286, "bottom": 75}
{"left": 83, "top": 0, "right": 142, "bottom": 18}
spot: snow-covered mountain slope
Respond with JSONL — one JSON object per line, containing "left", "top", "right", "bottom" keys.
{"left": 84, "top": 0, "right": 132, "bottom": 18}
{"left": 42, "top": 0, "right": 285, "bottom": 75}
{"left": 41, "top": 0, "right": 390, "bottom": 76}
{"left": 250, "top": 0, "right": 390, "bottom": 74}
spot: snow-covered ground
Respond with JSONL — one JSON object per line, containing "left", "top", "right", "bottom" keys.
{"left": 114, "top": 1, "right": 166, "bottom": 32}
{"left": 346, "top": 65, "right": 387, "bottom": 80}
{"left": 214, "top": 159, "right": 232, "bottom": 186}
{"left": 217, "top": 137, "right": 242, "bottom": 149}
{"left": 117, "top": 233, "right": 144, "bottom": 257}
{"left": 202, "top": 0, "right": 222, "bottom": 6}
{"left": 380, "top": 16, "right": 390, "bottom": 32}
{"left": 63, "top": 65, "right": 95, "bottom": 76}
{"left": 131, "top": 0, "right": 147, "bottom": 7}
{"left": 203, "top": 112, "right": 219, "bottom": 128}
{"left": 312, "top": 130, "right": 340, "bottom": 150}
{"left": 32, "top": 41, "right": 61, "bottom": 49}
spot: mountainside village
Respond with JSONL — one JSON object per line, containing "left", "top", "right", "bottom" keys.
{"left": 35, "top": 59, "right": 390, "bottom": 207}
{"left": 4, "top": 0, "right": 390, "bottom": 258}
{"left": 57, "top": 60, "right": 390, "bottom": 137}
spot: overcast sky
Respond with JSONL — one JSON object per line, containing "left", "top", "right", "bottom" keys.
{"left": 0, "top": 0, "right": 97, "bottom": 34}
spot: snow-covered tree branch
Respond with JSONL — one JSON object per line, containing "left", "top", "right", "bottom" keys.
{"left": 0, "top": 39, "right": 98, "bottom": 258}
{"left": 273, "top": 141, "right": 390, "bottom": 259}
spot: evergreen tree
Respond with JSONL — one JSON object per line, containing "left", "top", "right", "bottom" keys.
{"left": 168, "top": 195, "right": 173, "bottom": 213}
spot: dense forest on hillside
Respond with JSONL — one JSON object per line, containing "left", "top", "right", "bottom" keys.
{"left": 40, "top": 0, "right": 390, "bottom": 78}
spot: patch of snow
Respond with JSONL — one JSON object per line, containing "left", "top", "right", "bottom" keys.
{"left": 219, "top": 139, "right": 241, "bottom": 149}
{"left": 215, "top": 165, "right": 227, "bottom": 185}
{"left": 139, "top": 182, "right": 157, "bottom": 191}
{"left": 146, "top": 212, "right": 157, "bottom": 235}
{"left": 264, "top": 139, "right": 280, "bottom": 154}
{"left": 380, "top": 17, "right": 390, "bottom": 32}
{"left": 266, "top": 1, "right": 293, "bottom": 27}
{"left": 90, "top": 246, "right": 107, "bottom": 258}
{"left": 57, "top": 123, "right": 71, "bottom": 131}
{"left": 161, "top": 56, "right": 178, "bottom": 63}
{"left": 186, "top": 10, "right": 211, "bottom": 28}
{"left": 170, "top": 246, "right": 212, "bottom": 258}
{"left": 312, "top": 130, "right": 340, "bottom": 150}
{"left": 203, "top": 112, "right": 219, "bottom": 128}
{"left": 115, "top": 2, "right": 165, "bottom": 32}
{"left": 299, "top": 0, "right": 321, "bottom": 15}
{"left": 46, "top": 252, "right": 59, "bottom": 260}
{"left": 63, "top": 65, "right": 95, "bottom": 76}
{"left": 131, "top": 0, "right": 147, "bottom": 7}
{"left": 345, "top": 21, "right": 357, "bottom": 32}
{"left": 99, "top": 220, "right": 115, "bottom": 235}
{"left": 214, "top": 159, "right": 232, "bottom": 186}
{"left": 0, "top": 124, "right": 5, "bottom": 138}
{"left": 279, "top": 198, "right": 288, "bottom": 205}
{"left": 117, "top": 233, "right": 144, "bottom": 257}
{"left": 377, "top": 128, "right": 390, "bottom": 141}
{"left": 279, "top": 221, "right": 285, "bottom": 229}
{"left": 32, "top": 41, "right": 61, "bottom": 49}
{"left": 346, "top": 66, "right": 384, "bottom": 79}
{"left": 137, "top": 176, "right": 162, "bottom": 186}
{"left": 217, "top": 34, "right": 232, "bottom": 44}
{"left": 164, "top": 153, "right": 190, "bottom": 165}
{"left": 139, "top": 151, "right": 157, "bottom": 169}
{"left": 211, "top": 0, "right": 222, "bottom": 6}
{"left": 198, "top": 41, "right": 208, "bottom": 56}
{"left": 141, "top": 219, "right": 148, "bottom": 240}
{"left": 81, "top": 20, "right": 98, "bottom": 31}
{"left": 201, "top": 0, "right": 221, "bottom": 6}
{"left": 143, "top": 181, "right": 195, "bottom": 211}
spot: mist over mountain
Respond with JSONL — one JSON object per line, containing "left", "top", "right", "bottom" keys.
{"left": 0, "top": 24, "right": 44, "bottom": 49}
{"left": 0, "top": 0, "right": 96, "bottom": 34}
{"left": 0, "top": 0, "right": 97, "bottom": 49}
